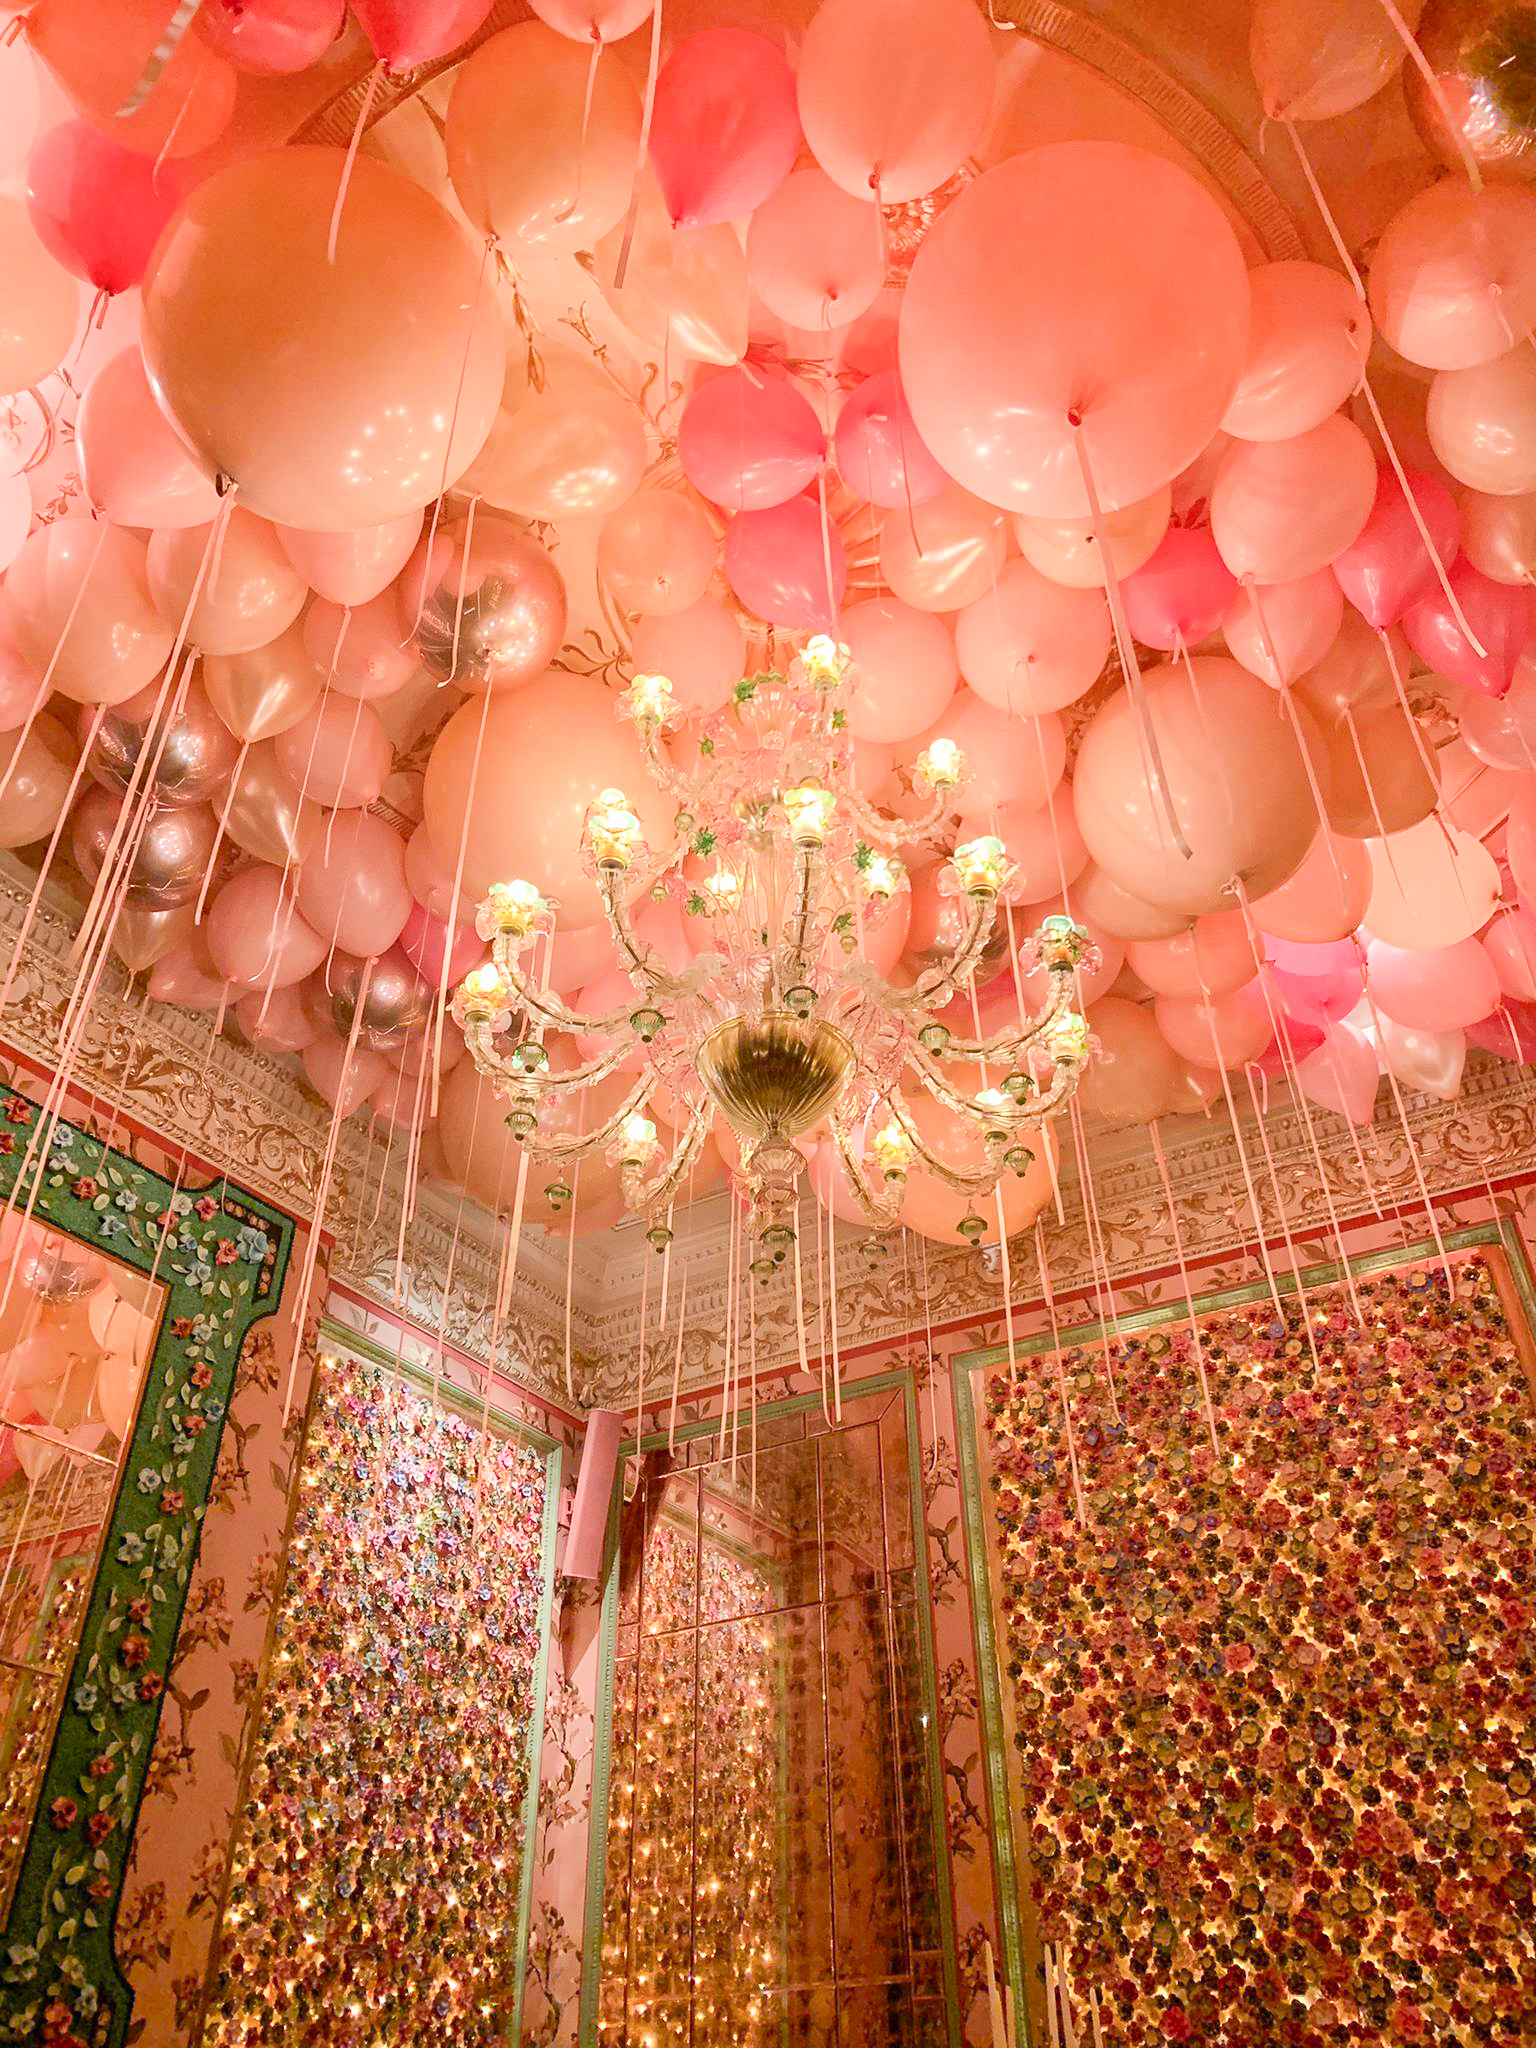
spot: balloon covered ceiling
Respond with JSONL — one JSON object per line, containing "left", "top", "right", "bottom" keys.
{"left": 0, "top": 0, "right": 1534, "bottom": 1283}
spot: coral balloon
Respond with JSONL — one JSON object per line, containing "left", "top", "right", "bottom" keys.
{"left": 679, "top": 369, "right": 825, "bottom": 514}
{"left": 235, "top": 981, "right": 316, "bottom": 1053}
{"left": 992, "top": 793, "right": 1088, "bottom": 901}
{"left": 1402, "top": 559, "right": 1529, "bottom": 696}
{"left": 879, "top": 484, "right": 1007, "bottom": 613}
{"left": 1294, "top": 610, "right": 1403, "bottom": 718}
{"left": 1210, "top": 415, "right": 1377, "bottom": 584}
{"left": 351, "top": 0, "right": 495, "bottom": 70}
{"left": 275, "top": 509, "right": 422, "bottom": 609}
{"left": 1155, "top": 980, "right": 1273, "bottom": 1069}
{"left": 295, "top": 808, "right": 412, "bottom": 956}
{"left": 0, "top": 196, "right": 78, "bottom": 394}
{"left": 1370, "top": 180, "right": 1536, "bottom": 371}
{"left": 195, "top": 0, "right": 347, "bottom": 75}
{"left": 1223, "top": 571, "right": 1343, "bottom": 686}
{"left": 27, "top": 0, "right": 234, "bottom": 158}
{"left": 597, "top": 490, "right": 716, "bottom": 616}
{"left": 929, "top": 691, "right": 1066, "bottom": 825}
{"left": 301, "top": 1036, "right": 387, "bottom": 1118}
{"left": 0, "top": 715, "right": 76, "bottom": 848}
{"left": 1070, "top": 861, "right": 1191, "bottom": 942}
{"left": 1219, "top": 261, "right": 1370, "bottom": 442}
{"left": 1428, "top": 344, "right": 1536, "bottom": 494}
{"left": 148, "top": 935, "right": 229, "bottom": 1009}
{"left": 631, "top": 598, "right": 745, "bottom": 716}
{"left": 1311, "top": 701, "right": 1440, "bottom": 838}
{"left": 207, "top": 865, "right": 327, "bottom": 990}
{"left": 400, "top": 901, "right": 483, "bottom": 988}
{"left": 1248, "top": 832, "right": 1371, "bottom": 944}
{"left": 649, "top": 29, "right": 800, "bottom": 230}
{"left": 1075, "top": 996, "right": 1183, "bottom": 1125}
{"left": 141, "top": 149, "right": 504, "bottom": 531}
{"left": 26, "top": 121, "right": 180, "bottom": 295}
{"left": 1013, "top": 488, "right": 1170, "bottom": 590}
{"left": 304, "top": 590, "right": 420, "bottom": 702}
{"left": 746, "top": 169, "right": 884, "bottom": 332}
{"left": 1127, "top": 910, "right": 1260, "bottom": 999}
{"left": 900, "top": 143, "right": 1249, "bottom": 518}
{"left": 1461, "top": 490, "right": 1536, "bottom": 583}
{"left": 724, "top": 497, "right": 845, "bottom": 631}
{"left": 74, "top": 349, "right": 221, "bottom": 530}
{"left": 833, "top": 370, "right": 945, "bottom": 511}
{"left": 1119, "top": 526, "right": 1237, "bottom": 652}
{"left": 954, "top": 560, "right": 1109, "bottom": 716}
{"left": 1364, "top": 817, "right": 1500, "bottom": 948}
{"left": 1368, "top": 935, "right": 1499, "bottom": 1029}
{"left": 147, "top": 508, "right": 307, "bottom": 657}
{"left": 841, "top": 597, "right": 956, "bottom": 743}
{"left": 473, "top": 367, "right": 648, "bottom": 524}
{"left": 0, "top": 597, "right": 43, "bottom": 732}
{"left": 1249, "top": 0, "right": 1422, "bottom": 120}
{"left": 1332, "top": 466, "right": 1461, "bottom": 629}
{"left": 403, "top": 515, "right": 567, "bottom": 693}
{"left": 204, "top": 621, "right": 325, "bottom": 742}
{"left": 404, "top": 821, "right": 470, "bottom": 922}
{"left": 8, "top": 520, "right": 172, "bottom": 705}
{"left": 1482, "top": 905, "right": 1536, "bottom": 1002}
{"left": 274, "top": 691, "right": 392, "bottom": 810}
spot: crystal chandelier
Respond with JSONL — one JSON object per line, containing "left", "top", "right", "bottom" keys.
{"left": 451, "top": 638, "right": 1095, "bottom": 1280}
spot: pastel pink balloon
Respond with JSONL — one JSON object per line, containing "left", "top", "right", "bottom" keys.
{"left": 1331, "top": 466, "right": 1460, "bottom": 630}
{"left": 1295, "top": 1020, "right": 1378, "bottom": 1124}
{"left": 207, "top": 864, "right": 327, "bottom": 991}
{"left": 275, "top": 691, "right": 392, "bottom": 809}
{"left": 723, "top": 497, "right": 845, "bottom": 632}
{"left": 1367, "top": 935, "right": 1500, "bottom": 1030}
{"left": 1155, "top": 980, "right": 1273, "bottom": 1069}
{"left": 0, "top": 593, "right": 46, "bottom": 730}
{"left": 400, "top": 900, "right": 484, "bottom": 986}
{"left": 1264, "top": 935, "right": 1363, "bottom": 1023}
{"left": 955, "top": 559, "right": 1110, "bottom": 715}
{"left": 9, "top": 520, "right": 173, "bottom": 706}
{"left": 900, "top": 142, "right": 1249, "bottom": 518}
{"left": 1428, "top": 345, "right": 1536, "bottom": 496}
{"left": 879, "top": 483, "right": 1007, "bottom": 613}
{"left": 1222, "top": 570, "right": 1343, "bottom": 686}
{"left": 302, "top": 1036, "right": 388, "bottom": 1117}
{"left": 798, "top": 0, "right": 993, "bottom": 204}
{"left": 1219, "top": 261, "right": 1370, "bottom": 443}
{"left": 1210, "top": 415, "right": 1377, "bottom": 584}
{"left": 303, "top": 589, "right": 419, "bottom": 701}
{"left": 147, "top": 508, "right": 307, "bottom": 656}
{"left": 74, "top": 349, "right": 221, "bottom": 531}
{"left": 840, "top": 596, "right": 956, "bottom": 743}
{"left": 26, "top": 120, "right": 179, "bottom": 294}
{"left": 993, "top": 793, "right": 1088, "bottom": 901}
{"left": 294, "top": 809, "right": 412, "bottom": 956}
{"left": 548, "top": 917, "right": 624, "bottom": 997}
{"left": 276, "top": 508, "right": 423, "bottom": 608}
{"left": 1481, "top": 906, "right": 1536, "bottom": 1002}
{"left": 597, "top": 490, "right": 716, "bottom": 616}
{"left": 194, "top": 0, "right": 346, "bottom": 74}
{"left": 1402, "top": 560, "right": 1529, "bottom": 698}
{"left": 1369, "top": 181, "right": 1536, "bottom": 373}
{"left": 235, "top": 982, "right": 315, "bottom": 1053}
{"left": 148, "top": 939, "right": 229, "bottom": 1011}
{"left": 833, "top": 370, "right": 945, "bottom": 510}
{"left": 1248, "top": 832, "right": 1370, "bottom": 944}
{"left": 0, "top": 473, "right": 28, "bottom": 574}
{"left": 1119, "top": 527, "right": 1238, "bottom": 653}
{"left": 1127, "top": 910, "right": 1259, "bottom": 998}
{"left": 746, "top": 168, "right": 883, "bottom": 333}
{"left": 678, "top": 368, "right": 825, "bottom": 513}
{"left": 648, "top": 29, "right": 799, "bottom": 230}
{"left": 1012, "top": 488, "right": 1171, "bottom": 591}
{"left": 631, "top": 598, "right": 745, "bottom": 716}
{"left": 1070, "top": 860, "right": 1192, "bottom": 942}
{"left": 928, "top": 690, "right": 1066, "bottom": 825}
{"left": 524, "top": 0, "right": 651, "bottom": 44}
{"left": 404, "top": 820, "right": 470, "bottom": 921}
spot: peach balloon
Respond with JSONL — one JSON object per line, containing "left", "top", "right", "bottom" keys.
{"left": 1222, "top": 571, "right": 1344, "bottom": 687}
{"left": 879, "top": 484, "right": 1008, "bottom": 613}
{"left": 1249, "top": 0, "right": 1421, "bottom": 120}
{"left": 204, "top": 620, "right": 325, "bottom": 742}
{"left": 1369, "top": 182, "right": 1536, "bottom": 373}
{"left": 475, "top": 373, "right": 648, "bottom": 525}
{"left": 295, "top": 808, "right": 412, "bottom": 956}
{"left": 631, "top": 599, "right": 746, "bottom": 717}
{"left": 1249, "top": 831, "right": 1371, "bottom": 944}
{"left": 8, "top": 521, "right": 173, "bottom": 705}
{"left": 899, "top": 142, "right": 1249, "bottom": 518}
{"left": 954, "top": 559, "right": 1111, "bottom": 715}
{"left": 1367, "top": 935, "right": 1499, "bottom": 1029}
{"left": 745, "top": 168, "right": 884, "bottom": 331}
{"left": 992, "top": 793, "right": 1088, "bottom": 902}
{"left": 148, "top": 936, "right": 231, "bottom": 1009}
{"left": 445, "top": 23, "right": 641, "bottom": 254}
{"left": 147, "top": 508, "right": 307, "bottom": 656}
{"left": 896, "top": 1094, "right": 1054, "bottom": 1246}
{"left": 225, "top": 741, "right": 322, "bottom": 866}
{"left": 1070, "top": 860, "right": 1192, "bottom": 942}
{"left": 1294, "top": 611, "right": 1402, "bottom": 718}
{"left": 0, "top": 39, "right": 39, "bottom": 183}
{"left": 235, "top": 981, "right": 316, "bottom": 1054}
{"left": 1126, "top": 909, "right": 1259, "bottom": 998}
{"left": 422, "top": 672, "right": 672, "bottom": 922}
{"left": 75, "top": 348, "right": 221, "bottom": 531}
{"left": 0, "top": 596, "right": 44, "bottom": 731}
{"left": 114, "top": 904, "right": 195, "bottom": 973}
{"left": 1073, "top": 657, "right": 1319, "bottom": 915}
{"left": 0, "top": 714, "right": 77, "bottom": 848}
{"left": 928, "top": 691, "right": 1065, "bottom": 825}
{"left": 302, "top": 1037, "right": 388, "bottom": 1119}
{"left": 1210, "top": 415, "right": 1377, "bottom": 584}
{"left": 597, "top": 490, "right": 716, "bottom": 616}
{"left": 28, "top": 0, "right": 235, "bottom": 157}
{"left": 275, "top": 691, "right": 392, "bottom": 810}
{"left": 207, "top": 864, "right": 327, "bottom": 990}
{"left": 303, "top": 590, "right": 420, "bottom": 701}
{"left": 141, "top": 149, "right": 505, "bottom": 531}
{"left": 1363, "top": 816, "right": 1500, "bottom": 949}
{"left": 1310, "top": 703, "right": 1440, "bottom": 838}
{"left": 1427, "top": 346, "right": 1536, "bottom": 496}
{"left": 1460, "top": 490, "right": 1536, "bottom": 584}
{"left": 1076, "top": 995, "right": 1182, "bottom": 1126}
{"left": 1012, "top": 487, "right": 1170, "bottom": 590}
{"left": 840, "top": 597, "right": 957, "bottom": 743}
{"left": 1155, "top": 980, "right": 1273, "bottom": 1069}
{"left": 1219, "top": 261, "right": 1370, "bottom": 442}
{"left": 275, "top": 508, "right": 423, "bottom": 608}
{"left": 594, "top": 201, "right": 749, "bottom": 369}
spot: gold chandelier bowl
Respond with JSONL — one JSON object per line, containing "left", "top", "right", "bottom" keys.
{"left": 696, "top": 1015, "right": 855, "bottom": 1146}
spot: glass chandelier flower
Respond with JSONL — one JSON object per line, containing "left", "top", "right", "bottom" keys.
{"left": 452, "top": 639, "right": 1095, "bottom": 1280}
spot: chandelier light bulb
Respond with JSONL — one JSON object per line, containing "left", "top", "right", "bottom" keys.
{"left": 794, "top": 634, "right": 851, "bottom": 692}
{"left": 781, "top": 780, "right": 836, "bottom": 848}
{"left": 625, "top": 672, "right": 677, "bottom": 728}
{"left": 586, "top": 789, "right": 644, "bottom": 871}
{"left": 1046, "top": 1011, "right": 1091, "bottom": 1063}
{"left": 483, "top": 879, "right": 547, "bottom": 938}
{"left": 860, "top": 852, "right": 903, "bottom": 901}
{"left": 951, "top": 835, "right": 1008, "bottom": 899}
{"left": 870, "top": 1120, "right": 914, "bottom": 1183}
{"left": 914, "top": 736, "right": 965, "bottom": 792}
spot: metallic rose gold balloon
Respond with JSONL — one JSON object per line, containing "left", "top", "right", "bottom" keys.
{"left": 113, "top": 904, "right": 196, "bottom": 973}
{"left": 318, "top": 946, "right": 433, "bottom": 1050}
{"left": 71, "top": 787, "right": 221, "bottom": 910}
{"left": 402, "top": 514, "right": 567, "bottom": 690}
{"left": 224, "top": 740, "right": 323, "bottom": 866}
{"left": 85, "top": 676, "right": 241, "bottom": 808}
{"left": 1405, "top": 0, "right": 1536, "bottom": 179}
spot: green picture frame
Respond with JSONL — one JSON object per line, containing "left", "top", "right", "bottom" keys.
{"left": 0, "top": 1087, "right": 294, "bottom": 2048}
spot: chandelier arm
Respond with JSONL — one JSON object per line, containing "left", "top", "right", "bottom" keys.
{"left": 842, "top": 782, "right": 955, "bottom": 849}
{"left": 887, "top": 1091, "right": 999, "bottom": 1196}
{"left": 863, "top": 894, "right": 999, "bottom": 1018}
{"left": 929, "top": 966, "right": 1078, "bottom": 1063}
{"left": 489, "top": 931, "right": 635, "bottom": 1038}
{"left": 599, "top": 869, "right": 671, "bottom": 998}
{"left": 521, "top": 1076, "right": 656, "bottom": 1162}
{"left": 829, "top": 1123, "right": 904, "bottom": 1229}
{"left": 639, "top": 724, "right": 710, "bottom": 807}
{"left": 462, "top": 1025, "right": 634, "bottom": 1096}
{"left": 1026, "top": 1058, "right": 1089, "bottom": 1124}
{"left": 778, "top": 845, "right": 823, "bottom": 994}
{"left": 619, "top": 1104, "right": 713, "bottom": 1217}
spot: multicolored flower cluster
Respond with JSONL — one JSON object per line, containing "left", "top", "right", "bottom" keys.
{"left": 204, "top": 1357, "right": 549, "bottom": 2048}
{"left": 982, "top": 1256, "right": 1536, "bottom": 2046}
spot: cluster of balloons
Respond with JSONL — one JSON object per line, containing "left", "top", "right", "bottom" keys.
{"left": 0, "top": 0, "right": 1535, "bottom": 1250}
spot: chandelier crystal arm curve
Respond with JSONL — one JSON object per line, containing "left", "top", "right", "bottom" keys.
{"left": 922, "top": 963, "right": 1078, "bottom": 1065}
{"left": 830, "top": 1121, "right": 906, "bottom": 1229}
{"left": 520, "top": 1076, "right": 657, "bottom": 1162}
{"left": 486, "top": 929, "right": 637, "bottom": 1038}
{"left": 841, "top": 780, "right": 956, "bottom": 850}
{"left": 856, "top": 891, "right": 1001, "bottom": 1020}
{"left": 777, "top": 844, "right": 823, "bottom": 998}
{"left": 462, "top": 1016, "right": 636, "bottom": 1094}
{"left": 885, "top": 1092, "right": 1000, "bottom": 1196}
{"left": 618, "top": 1103, "right": 713, "bottom": 1217}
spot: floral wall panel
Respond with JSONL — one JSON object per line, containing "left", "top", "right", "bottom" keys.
{"left": 964, "top": 1250, "right": 1536, "bottom": 2046}
{"left": 202, "top": 1354, "right": 554, "bottom": 2048}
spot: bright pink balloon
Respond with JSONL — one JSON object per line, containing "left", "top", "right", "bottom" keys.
{"left": 303, "top": 590, "right": 419, "bottom": 701}
{"left": 632, "top": 598, "right": 745, "bottom": 717}
{"left": 1119, "top": 527, "right": 1237, "bottom": 652}
{"left": 207, "top": 865, "right": 327, "bottom": 991}
{"left": 294, "top": 809, "right": 412, "bottom": 956}
{"left": 746, "top": 168, "right": 884, "bottom": 333}
{"left": 678, "top": 368, "right": 825, "bottom": 513}
{"left": 350, "top": 0, "right": 495, "bottom": 71}
{"left": 400, "top": 900, "right": 484, "bottom": 986}
{"left": 899, "top": 142, "right": 1249, "bottom": 518}
{"left": 1210, "top": 415, "right": 1377, "bottom": 584}
{"left": 1468, "top": 998, "right": 1536, "bottom": 1061}
{"left": 1296, "top": 1020, "right": 1378, "bottom": 1124}
{"left": 276, "top": 509, "right": 423, "bottom": 608}
{"left": 25, "top": 120, "right": 179, "bottom": 294}
{"left": 1481, "top": 905, "right": 1536, "bottom": 1003}
{"left": 1367, "top": 935, "right": 1500, "bottom": 1031}
{"left": 302, "top": 1037, "right": 388, "bottom": 1118}
{"left": 74, "top": 349, "right": 221, "bottom": 530}
{"left": 1155, "top": 980, "right": 1273, "bottom": 1069}
{"left": 275, "top": 692, "right": 392, "bottom": 810}
{"left": 723, "top": 497, "right": 845, "bottom": 632}
{"left": 1223, "top": 570, "right": 1343, "bottom": 686}
{"left": 1331, "top": 466, "right": 1460, "bottom": 630}
{"left": 833, "top": 369, "right": 945, "bottom": 510}
{"left": 648, "top": 29, "right": 799, "bottom": 230}
{"left": 840, "top": 596, "right": 956, "bottom": 743}
{"left": 1264, "top": 935, "right": 1363, "bottom": 1023}
{"left": 1402, "top": 559, "right": 1529, "bottom": 698}
{"left": 954, "top": 559, "right": 1110, "bottom": 715}
{"left": 195, "top": 0, "right": 346, "bottom": 74}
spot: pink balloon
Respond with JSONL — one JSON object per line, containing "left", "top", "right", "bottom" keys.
{"left": 1296, "top": 1020, "right": 1378, "bottom": 1125}
{"left": 1369, "top": 180, "right": 1536, "bottom": 373}
{"left": 0, "top": 474, "right": 28, "bottom": 575}
{"left": 548, "top": 917, "right": 624, "bottom": 997}
{"left": 1249, "top": 832, "right": 1370, "bottom": 943}
{"left": 235, "top": 982, "right": 315, "bottom": 1053}
{"left": 400, "top": 900, "right": 484, "bottom": 986}
{"left": 678, "top": 368, "right": 825, "bottom": 513}
{"left": 147, "top": 508, "right": 308, "bottom": 657}
{"left": 1076, "top": 996, "right": 1182, "bottom": 1126}
{"left": 833, "top": 370, "right": 945, "bottom": 510}
{"left": 597, "top": 490, "right": 716, "bottom": 617}
{"left": 148, "top": 939, "right": 229, "bottom": 1011}
{"left": 840, "top": 596, "right": 956, "bottom": 743}
{"left": 0, "top": 594, "right": 46, "bottom": 731}
{"left": 1155, "top": 980, "right": 1273, "bottom": 1069}
{"left": 798, "top": 0, "right": 994, "bottom": 204}
{"left": 926, "top": 690, "right": 1066, "bottom": 826}
{"left": 1367, "top": 935, "right": 1500, "bottom": 1030}
{"left": 1127, "top": 910, "right": 1259, "bottom": 998}
{"left": 294, "top": 809, "right": 412, "bottom": 956}
{"left": 1402, "top": 560, "right": 1529, "bottom": 699}
{"left": 302, "top": 1036, "right": 388, "bottom": 1117}
{"left": 723, "top": 496, "right": 845, "bottom": 631}
{"left": 1264, "top": 935, "right": 1363, "bottom": 1023}
{"left": 1376, "top": 1014, "right": 1467, "bottom": 1100}
{"left": 1331, "top": 466, "right": 1460, "bottom": 630}
{"left": 194, "top": 0, "right": 346, "bottom": 74}
{"left": 746, "top": 168, "right": 884, "bottom": 333}
{"left": 1460, "top": 664, "right": 1536, "bottom": 769}
{"left": 955, "top": 559, "right": 1110, "bottom": 715}
{"left": 1068, "top": 861, "right": 1192, "bottom": 943}
{"left": 303, "top": 589, "right": 420, "bottom": 701}
{"left": 207, "top": 864, "right": 327, "bottom": 991}
{"left": 404, "top": 820, "right": 470, "bottom": 921}
{"left": 1222, "top": 570, "right": 1343, "bottom": 686}
{"left": 1481, "top": 906, "right": 1536, "bottom": 1002}
{"left": 275, "top": 691, "right": 392, "bottom": 809}
{"left": 993, "top": 793, "right": 1088, "bottom": 901}
{"left": 276, "top": 508, "right": 423, "bottom": 608}
{"left": 75, "top": 348, "right": 221, "bottom": 530}
{"left": 525, "top": 0, "right": 651, "bottom": 42}
{"left": 879, "top": 483, "right": 1007, "bottom": 613}
{"left": 648, "top": 29, "right": 799, "bottom": 230}
{"left": 631, "top": 598, "right": 745, "bottom": 716}
{"left": 1219, "top": 260, "right": 1371, "bottom": 443}
{"left": 1119, "top": 527, "right": 1237, "bottom": 653}
{"left": 351, "top": 0, "right": 495, "bottom": 71}
{"left": 26, "top": 120, "right": 179, "bottom": 294}
{"left": 1210, "top": 415, "right": 1377, "bottom": 584}
{"left": 900, "top": 142, "right": 1249, "bottom": 518}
